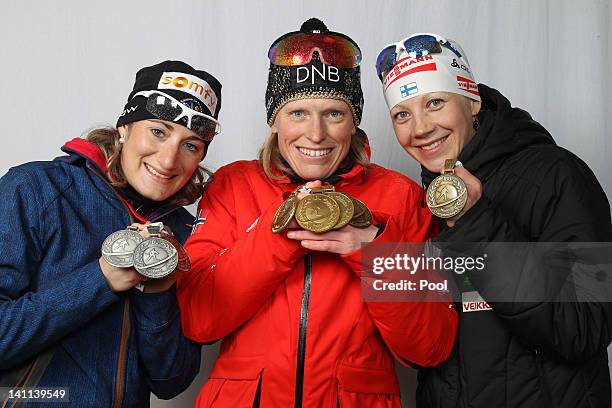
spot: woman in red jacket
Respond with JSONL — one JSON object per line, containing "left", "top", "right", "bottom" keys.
{"left": 177, "top": 18, "right": 458, "bottom": 407}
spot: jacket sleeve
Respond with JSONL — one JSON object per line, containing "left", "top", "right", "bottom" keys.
{"left": 177, "top": 166, "right": 309, "bottom": 342}
{"left": 341, "top": 180, "right": 458, "bottom": 367}
{"left": 446, "top": 156, "right": 612, "bottom": 362}
{"left": 0, "top": 167, "right": 118, "bottom": 370}
{"left": 129, "top": 286, "right": 201, "bottom": 399}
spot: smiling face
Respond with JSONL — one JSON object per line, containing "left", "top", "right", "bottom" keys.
{"left": 390, "top": 92, "right": 481, "bottom": 173}
{"left": 119, "top": 119, "right": 205, "bottom": 201}
{"left": 271, "top": 98, "right": 355, "bottom": 181}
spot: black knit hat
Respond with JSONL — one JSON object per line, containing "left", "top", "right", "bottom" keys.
{"left": 265, "top": 18, "right": 364, "bottom": 125}
{"left": 117, "top": 60, "right": 222, "bottom": 128}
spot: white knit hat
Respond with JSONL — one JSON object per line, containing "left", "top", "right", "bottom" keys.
{"left": 377, "top": 33, "right": 480, "bottom": 110}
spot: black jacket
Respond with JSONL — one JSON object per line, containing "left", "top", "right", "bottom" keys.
{"left": 417, "top": 85, "right": 612, "bottom": 408}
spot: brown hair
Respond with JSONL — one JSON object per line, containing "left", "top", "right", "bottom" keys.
{"left": 85, "top": 126, "right": 211, "bottom": 206}
{"left": 258, "top": 130, "right": 370, "bottom": 181}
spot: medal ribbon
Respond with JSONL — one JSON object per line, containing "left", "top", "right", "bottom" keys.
{"left": 116, "top": 194, "right": 149, "bottom": 224}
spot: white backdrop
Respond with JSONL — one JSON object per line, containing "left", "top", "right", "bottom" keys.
{"left": 1, "top": 1, "right": 610, "bottom": 406}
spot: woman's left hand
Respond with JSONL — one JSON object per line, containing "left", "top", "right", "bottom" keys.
{"left": 286, "top": 224, "right": 379, "bottom": 255}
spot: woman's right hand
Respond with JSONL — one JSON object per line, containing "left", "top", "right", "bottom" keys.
{"left": 99, "top": 256, "right": 147, "bottom": 292}
{"left": 286, "top": 180, "right": 379, "bottom": 254}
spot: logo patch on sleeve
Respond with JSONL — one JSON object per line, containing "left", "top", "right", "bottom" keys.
{"left": 462, "top": 290, "right": 492, "bottom": 313}
{"left": 191, "top": 209, "right": 208, "bottom": 235}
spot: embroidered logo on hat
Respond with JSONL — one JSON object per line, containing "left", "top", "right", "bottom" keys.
{"left": 158, "top": 72, "right": 218, "bottom": 114}
{"left": 295, "top": 63, "right": 340, "bottom": 85}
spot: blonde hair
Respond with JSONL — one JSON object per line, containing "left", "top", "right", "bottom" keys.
{"left": 258, "top": 130, "right": 370, "bottom": 181}
{"left": 85, "top": 126, "right": 211, "bottom": 206}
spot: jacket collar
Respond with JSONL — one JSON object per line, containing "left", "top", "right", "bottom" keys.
{"left": 61, "top": 137, "right": 109, "bottom": 176}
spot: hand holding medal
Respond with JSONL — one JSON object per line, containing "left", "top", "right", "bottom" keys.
{"left": 101, "top": 222, "right": 190, "bottom": 281}
{"left": 271, "top": 181, "right": 379, "bottom": 255}
{"left": 426, "top": 159, "right": 482, "bottom": 226}
{"left": 426, "top": 159, "right": 468, "bottom": 219}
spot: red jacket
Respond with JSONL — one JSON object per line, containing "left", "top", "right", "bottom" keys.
{"left": 177, "top": 159, "right": 458, "bottom": 407}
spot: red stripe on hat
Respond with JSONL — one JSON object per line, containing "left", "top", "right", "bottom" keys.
{"left": 456, "top": 75, "right": 480, "bottom": 96}
{"left": 385, "top": 63, "right": 437, "bottom": 90}
{"left": 456, "top": 75, "right": 475, "bottom": 84}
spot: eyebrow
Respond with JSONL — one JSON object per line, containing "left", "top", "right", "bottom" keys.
{"left": 149, "top": 119, "right": 174, "bottom": 131}
{"left": 186, "top": 136, "right": 205, "bottom": 144}
{"left": 148, "top": 119, "right": 204, "bottom": 144}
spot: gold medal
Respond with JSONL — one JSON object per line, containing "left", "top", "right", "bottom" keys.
{"left": 426, "top": 159, "right": 468, "bottom": 219}
{"left": 349, "top": 197, "right": 373, "bottom": 228}
{"left": 327, "top": 192, "right": 354, "bottom": 229}
{"left": 272, "top": 195, "right": 297, "bottom": 233}
{"left": 295, "top": 193, "right": 340, "bottom": 233}
{"left": 274, "top": 184, "right": 373, "bottom": 233}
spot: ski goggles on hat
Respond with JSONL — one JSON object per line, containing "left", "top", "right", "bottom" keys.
{"left": 375, "top": 33, "right": 462, "bottom": 80}
{"left": 133, "top": 91, "right": 221, "bottom": 141}
{"left": 268, "top": 32, "right": 362, "bottom": 68}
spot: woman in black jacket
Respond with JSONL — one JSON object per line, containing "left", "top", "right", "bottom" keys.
{"left": 375, "top": 33, "right": 612, "bottom": 407}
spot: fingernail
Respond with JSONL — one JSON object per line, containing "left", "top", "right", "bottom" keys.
{"left": 287, "top": 232, "right": 295, "bottom": 238}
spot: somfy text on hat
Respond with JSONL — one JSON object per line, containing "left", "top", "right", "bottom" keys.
{"left": 376, "top": 33, "right": 480, "bottom": 110}
{"left": 117, "top": 60, "right": 222, "bottom": 142}
{"left": 265, "top": 18, "right": 364, "bottom": 125}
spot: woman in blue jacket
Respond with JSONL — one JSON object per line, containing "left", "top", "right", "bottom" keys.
{"left": 0, "top": 60, "right": 222, "bottom": 407}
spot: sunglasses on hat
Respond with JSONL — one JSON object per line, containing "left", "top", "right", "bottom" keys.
{"left": 375, "top": 33, "right": 463, "bottom": 80}
{"left": 268, "top": 31, "right": 362, "bottom": 68}
{"left": 133, "top": 91, "right": 221, "bottom": 142}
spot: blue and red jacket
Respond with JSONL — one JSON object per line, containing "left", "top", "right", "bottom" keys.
{"left": 0, "top": 138, "right": 200, "bottom": 407}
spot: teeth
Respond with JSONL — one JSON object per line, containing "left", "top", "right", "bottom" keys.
{"left": 298, "top": 147, "right": 332, "bottom": 157}
{"left": 421, "top": 137, "right": 447, "bottom": 151}
{"left": 146, "top": 164, "right": 171, "bottom": 179}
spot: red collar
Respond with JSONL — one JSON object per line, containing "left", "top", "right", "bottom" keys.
{"left": 62, "top": 137, "right": 108, "bottom": 173}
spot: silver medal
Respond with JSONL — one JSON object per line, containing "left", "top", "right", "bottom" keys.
{"left": 144, "top": 222, "right": 189, "bottom": 272}
{"left": 101, "top": 229, "right": 145, "bottom": 267}
{"left": 133, "top": 237, "right": 179, "bottom": 279}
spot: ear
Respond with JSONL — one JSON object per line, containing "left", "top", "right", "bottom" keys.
{"left": 117, "top": 125, "right": 127, "bottom": 138}
{"left": 270, "top": 123, "right": 277, "bottom": 134}
{"left": 469, "top": 99, "right": 482, "bottom": 116}
{"left": 351, "top": 126, "right": 357, "bottom": 136}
